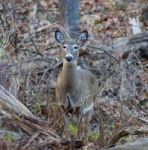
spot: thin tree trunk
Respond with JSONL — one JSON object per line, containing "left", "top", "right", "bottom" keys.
{"left": 60, "top": 0, "right": 80, "bottom": 39}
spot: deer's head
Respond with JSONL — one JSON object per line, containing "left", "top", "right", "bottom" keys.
{"left": 55, "top": 29, "right": 88, "bottom": 63}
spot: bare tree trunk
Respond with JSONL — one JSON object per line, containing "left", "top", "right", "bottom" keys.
{"left": 60, "top": 0, "right": 80, "bottom": 39}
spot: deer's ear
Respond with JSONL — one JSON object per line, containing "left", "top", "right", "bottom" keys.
{"left": 79, "top": 30, "right": 88, "bottom": 44}
{"left": 55, "top": 30, "right": 65, "bottom": 43}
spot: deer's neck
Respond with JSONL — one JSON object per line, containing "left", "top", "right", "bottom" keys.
{"left": 62, "top": 60, "right": 78, "bottom": 84}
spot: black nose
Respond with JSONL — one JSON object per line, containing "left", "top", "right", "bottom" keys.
{"left": 65, "top": 55, "right": 73, "bottom": 62}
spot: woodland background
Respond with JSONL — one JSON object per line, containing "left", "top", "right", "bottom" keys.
{"left": 0, "top": 0, "right": 148, "bottom": 149}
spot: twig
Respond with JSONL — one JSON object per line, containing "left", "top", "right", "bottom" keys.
{"left": 28, "top": 31, "right": 43, "bottom": 57}
{"left": 22, "top": 23, "right": 55, "bottom": 43}
{"left": 47, "top": 61, "right": 63, "bottom": 71}
{"left": 37, "top": 61, "right": 63, "bottom": 74}
{"left": 86, "top": 45, "right": 120, "bottom": 63}
{"left": 0, "top": 14, "right": 6, "bottom": 31}
{"left": 138, "top": 117, "right": 148, "bottom": 124}
{"left": 23, "top": 132, "right": 39, "bottom": 149}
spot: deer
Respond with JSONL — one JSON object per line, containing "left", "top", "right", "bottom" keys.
{"left": 55, "top": 28, "right": 98, "bottom": 139}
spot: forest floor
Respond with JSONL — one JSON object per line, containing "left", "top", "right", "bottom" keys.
{"left": 0, "top": 0, "right": 148, "bottom": 149}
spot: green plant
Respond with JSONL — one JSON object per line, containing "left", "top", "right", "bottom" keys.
{"left": 67, "top": 123, "right": 78, "bottom": 136}
{"left": 88, "top": 131, "right": 100, "bottom": 142}
{"left": 0, "top": 37, "right": 6, "bottom": 59}
{"left": 4, "top": 132, "right": 15, "bottom": 142}
{"left": 33, "top": 99, "right": 42, "bottom": 114}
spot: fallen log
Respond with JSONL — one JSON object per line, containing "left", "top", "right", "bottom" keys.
{"left": 102, "top": 128, "right": 148, "bottom": 150}
{"left": 104, "top": 137, "right": 148, "bottom": 150}
{"left": 0, "top": 85, "right": 36, "bottom": 119}
{"left": 0, "top": 85, "right": 60, "bottom": 148}
{"left": 87, "top": 31, "right": 148, "bottom": 60}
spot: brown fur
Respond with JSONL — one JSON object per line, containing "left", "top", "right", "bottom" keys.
{"left": 55, "top": 30, "right": 98, "bottom": 139}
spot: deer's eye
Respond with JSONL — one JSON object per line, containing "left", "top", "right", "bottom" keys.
{"left": 63, "top": 45, "right": 67, "bottom": 48}
{"left": 73, "top": 46, "right": 78, "bottom": 49}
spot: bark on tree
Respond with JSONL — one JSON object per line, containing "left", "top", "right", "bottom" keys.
{"left": 60, "top": 0, "right": 80, "bottom": 39}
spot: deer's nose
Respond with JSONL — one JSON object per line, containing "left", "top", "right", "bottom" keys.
{"left": 65, "top": 54, "right": 73, "bottom": 62}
